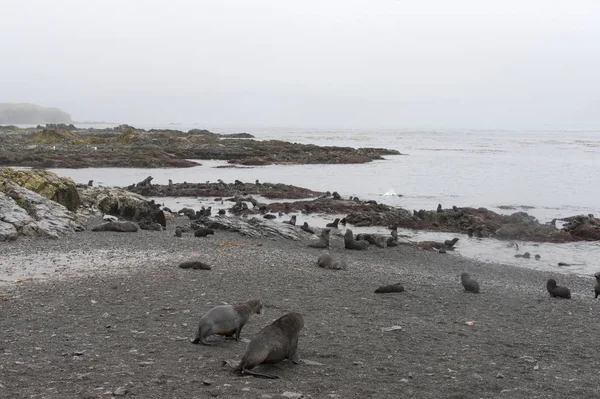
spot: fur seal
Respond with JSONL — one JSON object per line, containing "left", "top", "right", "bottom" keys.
{"left": 301, "top": 222, "right": 315, "bottom": 234}
{"left": 179, "top": 261, "right": 211, "bottom": 270}
{"left": 174, "top": 226, "right": 182, "bottom": 237}
{"left": 308, "top": 228, "right": 330, "bottom": 248}
{"left": 223, "top": 312, "right": 304, "bottom": 379}
{"left": 534, "top": 254, "right": 541, "bottom": 260}
{"left": 263, "top": 214, "right": 277, "bottom": 220}
{"left": 317, "top": 253, "right": 347, "bottom": 270}
{"left": 282, "top": 215, "right": 297, "bottom": 226}
{"left": 461, "top": 273, "right": 480, "bottom": 293}
{"left": 91, "top": 221, "right": 138, "bottom": 233}
{"left": 191, "top": 299, "right": 263, "bottom": 345}
{"left": 444, "top": 238, "right": 459, "bottom": 248}
{"left": 344, "top": 229, "right": 369, "bottom": 250}
{"left": 356, "top": 233, "right": 386, "bottom": 248}
{"left": 332, "top": 191, "right": 341, "bottom": 200}
{"left": 546, "top": 279, "right": 571, "bottom": 299}
{"left": 437, "top": 204, "right": 443, "bottom": 213}
{"left": 515, "top": 252, "right": 531, "bottom": 259}
{"left": 218, "top": 209, "right": 226, "bottom": 215}
{"left": 340, "top": 217, "right": 347, "bottom": 225}
{"left": 194, "top": 227, "right": 215, "bottom": 237}
{"left": 374, "top": 283, "right": 404, "bottom": 293}
{"left": 594, "top": 272, "right": 600, "bottom": 299}
{"left": 326, "top": 218, "right": 340, "bottom": 229}
{"left": 87, "top": 179, "right": 93, "bottom": 187}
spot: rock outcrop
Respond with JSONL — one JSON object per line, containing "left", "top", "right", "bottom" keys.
{"left": 194, "top": 216, "right": 312, "bottom": 240}
{"left": 0, "top": 181, "right": 84, "bottom": 241}
{"left": 78, "top": 186, "right": 166, "bottom": 230}
{"left": 0, "top": 168, "right": 80, "bottom": 211}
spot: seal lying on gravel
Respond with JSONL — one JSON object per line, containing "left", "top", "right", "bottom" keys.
{"left": 194, "top": 227, "right": 215, "bottom": 237}
{"left": 374, "top": 283, "right": 404, "bottom": 293}
{"left": 91, "top": 221, "right": 138, "bottom": 232}
{"left": 344, "top": 229, "right": 369, "bottom": 250}
{"left": 547, "top": 279, "right": 571, "bottom": 299}
{"left": 594, "top": 272, "right": 600, "bottom": 298}
{"left": 223, "top": 312, "right": 304, "bottom": 379}
{"left": 317, "top": 253, "right": 347, "bottom": 270}
{"left": 461, "top": 273, "right": 480, "bottom": 293}
{"left": 444, "top": 238, "right": 459, "bottom": 248}
{"left": 174, "top": 227, "right": 182, "bottom": 237}
{"left": 179, "top": 261, "right": 211, "bottom": 270}
{"left": 308, "top": 228, "right": 330, "bottom": 248}
{"left": 190, "top": 299, "right": 263, "bottom": 345}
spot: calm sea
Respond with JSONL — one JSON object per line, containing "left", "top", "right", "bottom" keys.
{"left": 17, "top": 124, "right": 600, "bottom": 276}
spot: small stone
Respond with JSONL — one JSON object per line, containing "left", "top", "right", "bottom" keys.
{"left": 102, "top": 312, "right": 110, "bottom": 318}
{"left": 400, "top": 378, "right": 409, "bottom": 383}
{"left": 496, "top": 373, "right": 505, "bottom": 379}
{"left": 202, "top": 380, "right": 214, "bottom": 386}
{"left": 282, "top": 392, "right": 303, "bottom": 399}
{"left": 242, "top": 387, "right": 250, "bottom": 391}
{"left": 113, "top": 386, "right": 128, "bottom": 396}
{"left": 533, "top": 363, "right": 539, "bottom": 371}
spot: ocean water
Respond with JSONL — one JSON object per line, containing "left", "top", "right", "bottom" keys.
{"left": 13, "top": 124, "right": 600, "bottom": 276}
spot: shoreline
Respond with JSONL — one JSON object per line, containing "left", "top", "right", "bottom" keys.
{"left": 1, "top": 216, "right": 599, "bottom": 397}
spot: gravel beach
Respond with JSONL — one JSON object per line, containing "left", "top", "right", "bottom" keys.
{"left": 1, "top": 217, "right": 599, "bottom": 398}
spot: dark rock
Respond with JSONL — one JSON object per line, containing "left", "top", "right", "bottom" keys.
{"left": 375, "top": 283, "right": 404, "bottom": 293}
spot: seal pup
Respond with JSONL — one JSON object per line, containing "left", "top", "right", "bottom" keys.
{"left": 344, "top": 229, "right": 369, "bottom": 250}
{"left": 461, "top": 273, "right": 480, "bottom": 293}
{"left": 326, "top": 218, "right": 340, "bottom": 229}
{"left": 179, "top": 261, "right": 211, "bottom": 270}
{"left": 534, "top": 254, "right": 541, "bottom": 260}
{"left": 546, "top": 279, "right": 571, "bottom": 299}
{"left": 263, "top": 214, "right": 277, "bottom": 220}
{"left": 340, "top": 217, "right": 347, "bottom": 225}
{"left": 374, "top": 283, "right": 404, "bottom": 293}
{"left": 317, "top": 252, "right": 347, "bottom": 270}
{"left": 223, "top": 312, "right": 304, "bottom": 379}
{"left": 87, "top": 179, "right": 93, "bottom": 187}
{"left": 191, "top": 299, "right": 263, "bottom": 345}
{"left": 218, "top": 209, "right": 226, "bottom": 215}
{"left": 282, "top": 215, "right": 297, "bottom": 226}
{"left": 332, "top": 191, "right": 341, "bottom": 200}
{"left": 594, "top": 272, "right": 600, "bottom": 299}
{"left": 194, "top": 227, "right": 215, "bottom": 237}
{"left": 174, "top": 226, "right": 182, "bottom": 237}
{"left": 300, "top": 222, "right": 315, "bottom": 234}
{"left": 308, "top": 228, "right": 330, "bottom": 248}
{"left": 437, "top": 204, "right": 443, "bottom": 213}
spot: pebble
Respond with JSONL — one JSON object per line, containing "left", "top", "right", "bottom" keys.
{"left": 113, "top": 386, "right": 128, "bottom": 396}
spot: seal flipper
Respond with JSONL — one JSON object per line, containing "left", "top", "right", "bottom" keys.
{"left": 241, "top": 368, "right": 280, "bottom": 379}
{"left": 289, "top": 349, "right": 300, "bottom": 364}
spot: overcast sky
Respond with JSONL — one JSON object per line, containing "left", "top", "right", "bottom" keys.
{"left": 1, "top": 0, "right": 599, "bottom": 128}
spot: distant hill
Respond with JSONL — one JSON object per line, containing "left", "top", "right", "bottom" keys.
{"left": 0, "top": 103, "right": 72, "bottom": 124}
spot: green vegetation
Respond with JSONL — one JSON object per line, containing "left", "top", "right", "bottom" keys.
{"left": 0, "top": 103, "right": 72, "bottom": 124}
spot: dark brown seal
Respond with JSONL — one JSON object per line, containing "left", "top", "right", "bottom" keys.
{"left": 179, "top": 261, "right": 211, "bottom": 270}
{"left": 301, "top": 222, "right": 315, "bottom": 234}
{"left": 461, "top": 273, "right": 480, "bottom": 293}
{"left": 594, "top": 272, "right": 600, "bottom": 299}
{"left": 282, "top": 215, "right": 297, "bottom": 226}
{"left": 326, "top": 218, "right": 340, "bottom": 229}
{"left": 190, "top": 299, "right": 263, "bottom": 345}
{"left": 546, "top": 279, "right": 571, "bottom": 299}
{"left": 91, "top": 221, "right": 139, "bottom": 232}
{"left": 344, "top": 229, "right": 369, "bottom": 250}
{"left": 194, "top": 227, "right": 215, "bottom": 237}
{"left": 174, "top": 226, "right": 182, "bottom": 237}
{"left": 444, "top": 238, "right": 459, "bottom": 248}
{"left": 374, "top": 283, "right": 404, "bottom": 293}
{"left": 223, "top": 312, "right": 304, "bottom": 379}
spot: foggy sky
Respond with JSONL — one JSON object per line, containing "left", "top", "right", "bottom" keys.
{"left": 1, "top": 0, "right": 599, "bottom": 129}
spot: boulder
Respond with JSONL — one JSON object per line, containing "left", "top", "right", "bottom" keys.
{"left": 0, "top": 181, "right": 84, "bottom": 240}
{"left": 0, "top": 167, "right": 80, "bottom": 211}
{"left": 197, "top": 215, "right": 311, "bottom": 240}
{"left": 78, "top": 186, "right": 164, "bottom": 228}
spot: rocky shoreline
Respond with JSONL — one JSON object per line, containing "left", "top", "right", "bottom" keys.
{"left": 0, "top": 124, "right": 400, "bottom": 168}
